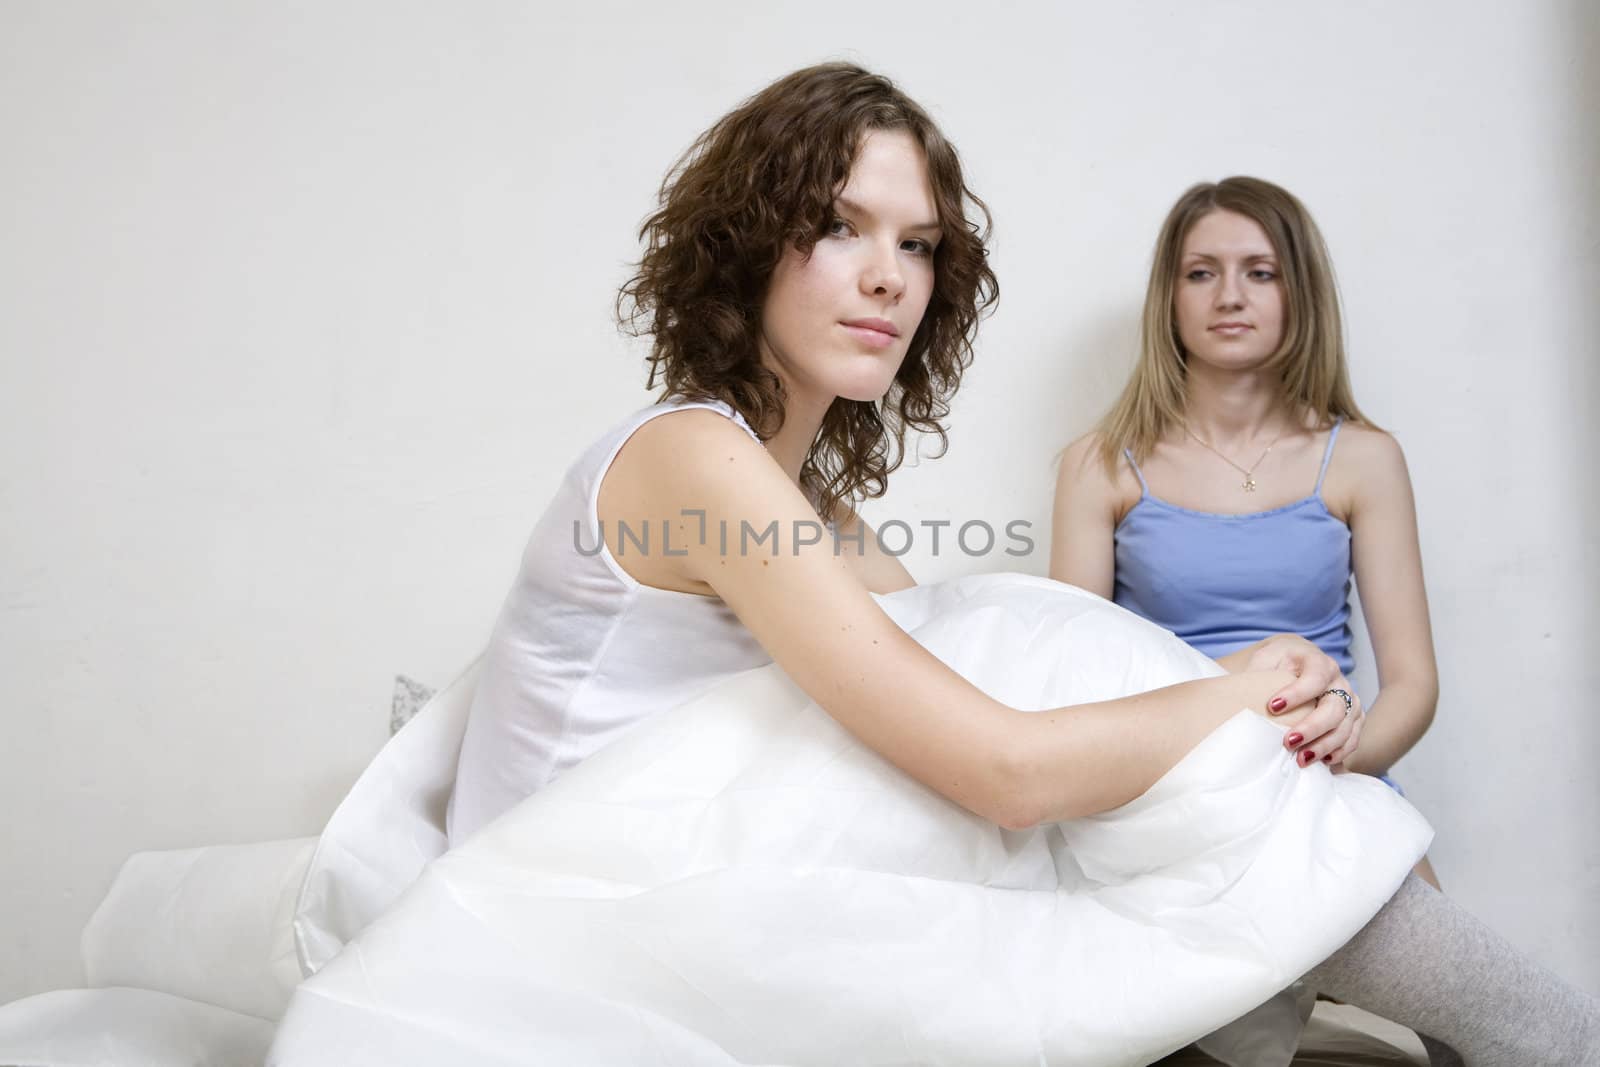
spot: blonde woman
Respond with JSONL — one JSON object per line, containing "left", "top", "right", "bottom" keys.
{"left": 1051, "top": 176, "right": 1441, "bottom": 887}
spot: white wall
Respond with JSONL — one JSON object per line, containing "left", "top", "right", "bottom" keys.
{"left": 2, "top": 0, "right": 1595, "bottom": 1003}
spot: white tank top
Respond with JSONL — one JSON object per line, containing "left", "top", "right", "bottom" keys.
{"left": 447, "top": 399, "right": 773, "bottom": 844}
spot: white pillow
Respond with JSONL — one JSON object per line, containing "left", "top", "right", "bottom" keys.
{"left": 292, "top": 657, "right": 480, "bottom": 976}
{"left": 81, "top": 837, "right": 314, "bottom": 1022}
{"left": 0, "top": 987, "right": 274, "bottom": 1067}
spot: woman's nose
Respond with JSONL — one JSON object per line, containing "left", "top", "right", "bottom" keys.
{"left": 861, "top": 242, "right": 905, "bottom": 301}
{"left": 1215, "top": 270, "right": 1245, "bottom": 309}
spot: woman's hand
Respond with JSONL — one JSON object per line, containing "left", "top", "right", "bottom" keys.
{"left": 1235, "top": 635, "right": 1363, "bottom": 768}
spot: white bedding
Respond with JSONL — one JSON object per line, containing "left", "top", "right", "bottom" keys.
{"left": 269, "top": 574, "right": 1431, "bottom": 1066}
{"left": 0, "top": 988, "right": 275, "bottom": 1067}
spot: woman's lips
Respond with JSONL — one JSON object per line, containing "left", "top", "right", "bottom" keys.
{"left": 1209, "top": 323, "right": 1253, "bottom": 336}
{"left": 841, "top": 321, "right": 899, "bottom": 349}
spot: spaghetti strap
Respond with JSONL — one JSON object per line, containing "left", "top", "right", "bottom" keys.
{"left": 1314, "top": 418, "right": 1344, "bottom": 494}
{"left": 1122, "top": 448, "right": 1150, "bottom": 495}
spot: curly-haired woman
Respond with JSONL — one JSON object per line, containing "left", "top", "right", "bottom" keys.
{"left": 446, "top": 62, "right": 1007, "bottom": 844}
{"left": 435, "top": 64, "right": 1596, "bottom": 1065}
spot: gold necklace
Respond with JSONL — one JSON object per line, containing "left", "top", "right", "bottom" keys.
{"left": 1183, "top": 421, "right": 1287, "bottom": 492}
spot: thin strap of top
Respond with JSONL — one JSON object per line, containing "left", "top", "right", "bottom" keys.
{"left": 1121, "top": 448, "right": 1150, "bottom": 494}
{"left": 1314, "top": 418, "right": 1345, "bottom": 494}
{"left": 1125, "top": 420, "right": 1344, "bottom": 497}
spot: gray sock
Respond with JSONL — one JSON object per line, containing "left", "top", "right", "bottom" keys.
{"left": 1302, "top": 874, "right": 1600, "bottom": 1066}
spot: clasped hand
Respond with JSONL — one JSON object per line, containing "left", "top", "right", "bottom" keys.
{"left": 1244, "top": 635, "right": 1363, "bottom": 769}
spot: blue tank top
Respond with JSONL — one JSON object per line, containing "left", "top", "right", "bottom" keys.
{"left": 1112, "top": 420, "right": 1354, "bottom": 673}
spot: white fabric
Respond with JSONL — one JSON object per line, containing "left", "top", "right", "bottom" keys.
{"left": 1194, "top": 984, "right": 1318, "bottom": 1066}
{"left": 270, "top": 574, "right": 1432, "bottom": 1066}
{"left": 0, "top": 987, "right": 275, "bottom": 1067}
{"left": 447, "top": 399, "right": 772, "bottom": 844}
{"left": 81, "top": 837, "right": 314, "bottom": 1022}
{"left": 292, "top": 657, "right": 481, "bottom": 977}
{"left": 1298, "top": 1003, "right": 1428, "bottom": 1064}
{"left": 1157, "top": 1003, "right": 1427, "bottom": 1065}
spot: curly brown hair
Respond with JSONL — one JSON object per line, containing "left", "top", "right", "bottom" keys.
{"left": 618, "top": 62, "right": 998, "bottom": 520}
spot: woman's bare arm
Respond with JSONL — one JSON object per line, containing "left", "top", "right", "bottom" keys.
{"left": 1337, "top": 430, "right": 1439, "bottom": 775}
{"left": 1049, "top": 434, "right": 1123, "bottom": 597}
{"left": 605, "top": 411, "right": 1300, "bottom": 828}
{"left": 830, "top": 505, "right": 917, "bottom": 594}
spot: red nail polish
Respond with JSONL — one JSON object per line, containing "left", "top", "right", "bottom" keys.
{"left": 1269, "top": 697, "right": 1287, "bottom": 712}
{"left": 1299, "top": 750, "right": 1316, "bottom": 766}
{"left": 1322, "top": 754, "right": 1333, "bottom": 763}
{"left": 1285, "top": 733, "right": 1303, "bottom": 748}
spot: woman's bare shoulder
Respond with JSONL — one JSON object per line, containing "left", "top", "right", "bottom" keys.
{"left": 1057, "top": 432, "right": 1117, "bottom": 486}
{"left": 628, "top": 404, "right": 762, "bottom": 445}
{"left": 601, "top": 406, "right": 791, "bottom": 530}
{"left": 1056, "top": 430, "right": 1141, "bottom": 512}
{"left": 1333, "top": 422, "right": 1410, "bottom": 475}
{"left": 1325, "top": 422, "right": 1415, "bottom": 519}
{"left": 616, "top": 406, "right": 778, "bottom": 483}
{"left": 1060, "top": 429, "right": 1108, "bottom": 463}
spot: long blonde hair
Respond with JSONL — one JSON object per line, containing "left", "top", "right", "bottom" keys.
{"left": 1096, "top": 176, "right": 1374, "bottom": 470}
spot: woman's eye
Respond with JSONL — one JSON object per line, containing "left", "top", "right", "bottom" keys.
{"left": 1250, "top": 269, "right": 1278, "bottom": 281}
{"left": 826, "top": 217, "right": 854, "bottom": 237}
{"left": 1185, "top": 269, "right": 1212, "bottom": 281}
{"left": 901, "top": 238, "right": 934, "bottom": 256}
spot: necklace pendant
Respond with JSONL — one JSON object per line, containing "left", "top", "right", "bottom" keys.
{"left": 1242, "top": 476, "right": 1257, "bottom": 492}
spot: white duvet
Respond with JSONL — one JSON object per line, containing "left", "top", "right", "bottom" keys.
{"left": 269, "top": 574, "right": 1430, "bottom": 1066}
